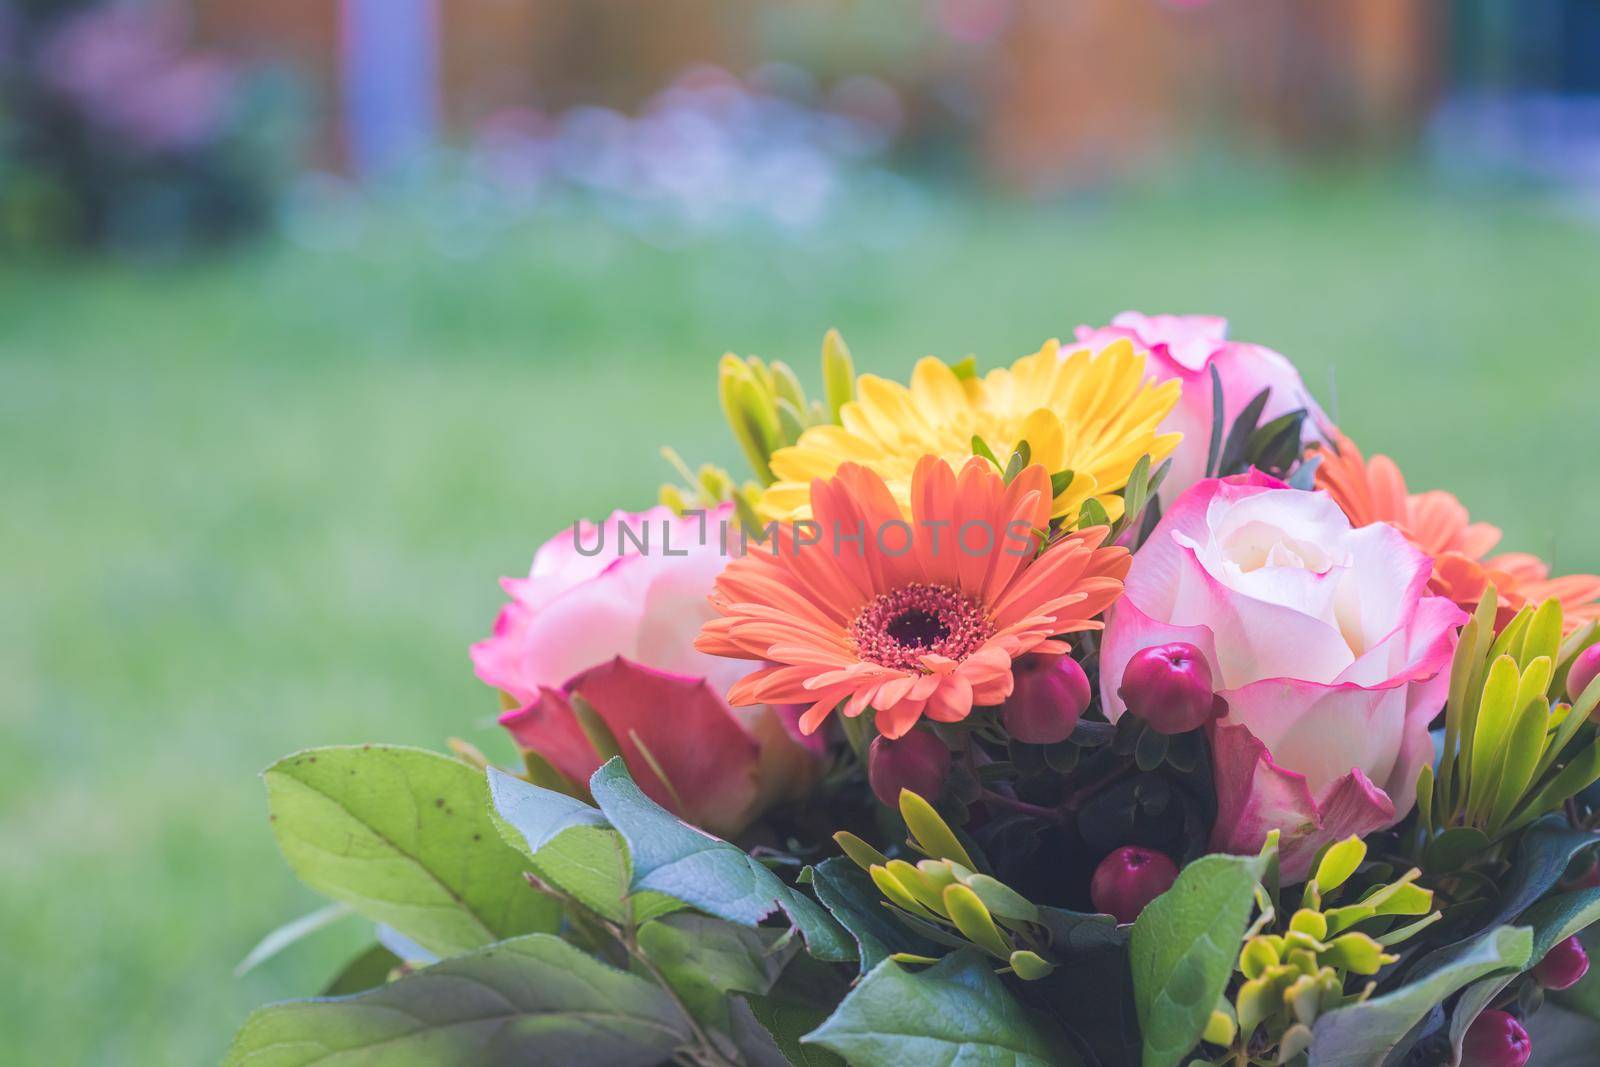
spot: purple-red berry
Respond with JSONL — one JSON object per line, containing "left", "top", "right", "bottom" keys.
{"left": 1461, "top": 1010, "right": 1531, "bottom": 1067}
{"left": 1119, "top": 642, "right": 1219, "bottom": 735}
{"left": 1090, "top": 846, "right": 1179, "bottom": 924}
{"left": 1000, "top": 652, "right": 1092, "bottom": 744}
{"left": 1533, "top": 934, "right": 1590, "bottom": 991}
{"left": 1569, "top": 644, "right": 1600, "bottom": 706}
{"left": 867, "top": 731, "right": 951, "bottom": 807}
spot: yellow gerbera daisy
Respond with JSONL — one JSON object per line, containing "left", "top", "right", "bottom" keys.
{"left": 760, "top": 338, "right": 1181, "bottom": 524}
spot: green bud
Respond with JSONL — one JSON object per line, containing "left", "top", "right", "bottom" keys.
{"left": 833, "top": 831, "right": 887, "bottom": 871}
{"left": 899, "top": 789, "right": 976, "bottom": 868}
{"left": 887, "top": 859, "right": 947, "bottom": 916}
{"left": 870, "top": 864, "right": 931, "bottom": 917}
{"left": 1009, "top": 949, "right": 1056, "bottom": 981}
{"left": 963, "top": 874, "right": 1040, "bottom": 924}
{"left": 1202, "top": 1005, "right": 1237, "bottom": 1047}
{"left": 942, "top": 882, "right": 1013, "bottom": 959}
{"left": 1240, "top": 937, "right": 1281, "bottom": 980}
{"left": 1320, "top": 933, "right": 1396, "bottom": 975}
{"left": 1314, "top": 836, "right": 1367, "bottom": 893}
{"left": 1289, "top": 908, "right": 1329, "bottom": 941}
{"left": 821, "top": 329, "right": 855, "bottom": 422}
{"left": 1278, "top": 1023, "right": 1314, "bottom": 1064}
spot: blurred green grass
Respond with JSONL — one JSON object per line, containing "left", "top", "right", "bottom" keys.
{"left": 3, "top": 182, "right": 1600, "bottom": 1064}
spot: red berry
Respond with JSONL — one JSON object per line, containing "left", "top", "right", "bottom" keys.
{"left": 1119, "top": 643, "right": 1219, "bottom": 735}
{"left": 1461, "top": 1010, "right": 1531, "bottom": 1067}
{"left": 1090, "top": 846, "right": 1179, "bottom": 924}
{"left": 1533, "top": 935, "right": 1590, "bottom": 991}
{"left": 1569, "top": 644, "right": 1600, "bottom": 706}
{"left": 867, "top": 731, "right": 951, "bottom": 807}
{"left": 1000, "top": 652, "right": 1092, "bottom": 744}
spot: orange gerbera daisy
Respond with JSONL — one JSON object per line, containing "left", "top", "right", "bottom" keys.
{"left": 696, "top": 455, "right": 1130, "bottom": 739}
{"left": 1313, "top": 432, "right": 1600, "bottom": 632}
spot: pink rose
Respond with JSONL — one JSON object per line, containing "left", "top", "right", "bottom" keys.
{"left": 1099, "top": 472, "right": 1464, "bottom": 879}
{"left": 472, "top": 504, "right": 823, "bottom": 837}
{"left": 1074, "top": 312, "right": 1328, "bottom": 500}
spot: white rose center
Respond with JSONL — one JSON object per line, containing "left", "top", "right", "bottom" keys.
{"left": 1219, "top": 520, "right": 1337, "bottom": 576}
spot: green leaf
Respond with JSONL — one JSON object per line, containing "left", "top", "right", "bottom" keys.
{"left": 1468, "top": 655, "right": 1521, "bottom": 818}
{"left": 821, "top": 329, "right": 855, "bottom": 423}
{"left": 1484, "top": 818, "right": 1598, "bottom": 930}
{"left": 1488, "top": 695, "right": 1550, "bottom": 833}
{"left": 264, "top": 746, "right": 559, "bottom": 958}
{"left": 1216, "top": 387, "right": 1270, "bottom": 475}
{"left": 899, "top": 789, "right": 976, "bottom": 869}
{"left": 1306, "top": 925, "right": 1532, "bottom": 1067}
{"left": 531, "top": 825, "right": 679, "bottom": 925}
{"left": 1078, "top": 498, "right": 1110, "bottom": 530}
{"left": 488, "top": 765, "right": 608, "bottom": 856}
{"left": 738, "top": 995, "right": 845, "bottom": 1066}
{"left": 807, "top": 858, "right": 935, "bottom": 973}
{"left": 803, "top": 950, "right": 1079, "bottom": 1066}
{"left": 589, "top": 759, "right": 853, "bottom": 962}
{"left": 971, "top": 434, "right": 1002, "bottom": 469}
{"left": 320, "top": 944, "right": 401, "bottom": 997}
{"left": 1129, "top": 851, "right": 1267, "bottom": 1067}
{"left": 1421, "top": 825, "right": 1491, "bottom": 873}
{"left": 223, "top": 933, "right": 692, "bottom": 1067}
{"left": 235, "top": 902, "right": 354, "bottom": 977}
{"left": 637, "top": 912, "right": 796, "bottom": 1034}
{"left": 1033, "top": 909, "right": 1139, "bottom": 1066}
{"left": 489, "top": 768, "right": 679, "bottom": 924}
{"left": 1203, "top": 363, "right": 1225, "bottom": 478}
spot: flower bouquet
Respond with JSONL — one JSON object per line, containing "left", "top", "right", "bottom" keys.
{"left": 228, "top": 315, "right": 1600, "bottom": 1067}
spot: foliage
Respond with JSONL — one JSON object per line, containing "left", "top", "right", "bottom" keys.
{"left": 1424, "top": 592, "right": 1600, "bottom": 844}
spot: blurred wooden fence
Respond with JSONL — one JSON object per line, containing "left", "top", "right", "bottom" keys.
{"left": 193, "top": 0, "right": 1437, "bottom": 186}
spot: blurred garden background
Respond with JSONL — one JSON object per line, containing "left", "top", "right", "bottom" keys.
{"left": 4, "top": 0, "right": 1600, "bottom": 1062}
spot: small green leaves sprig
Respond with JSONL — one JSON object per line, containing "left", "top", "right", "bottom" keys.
{"left": 832, "top": 789, "right": 1081, "bottom": 981}
{"left": 1420, "top": 590, "right": 1600, "bottom": 852}
{"left": 716, "top": 329, "right": 854, "bottom": 485}
{"left": 1200, "top": 836, "right": 1440, "bottom": 1065}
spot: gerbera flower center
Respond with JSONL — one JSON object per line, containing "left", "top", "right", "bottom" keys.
{"left": 851, "top": 583, "right": 993, "bottom": 671}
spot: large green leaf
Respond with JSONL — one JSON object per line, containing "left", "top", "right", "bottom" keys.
{"left": 805, "top": 858, "right": 934, "bottom": 973}
{"left": 1483, "top": 819, "right": 1597, "bottom": 931}
{"left": 319, "top": 944, "right": 401, "bottom": 997}
{"left": 1129, "top": 852, "right": 1266, "bottom": 1067}
{"left": 1034, "top": 909, "right": 1138, "bottom": 1067}
{"left": 1306, "top": 925, "right": 1532, "bottom": 1067}
{"left": 738, "top": 995, "right": 844, "bottom": 1067}
{"left": 1450, "top": 888, "right": 1600, "bottom": 1057}
{"left": 803, "top": 951, "right": 1079, "bottom": 1066}
{"left": 487, "top": 765, "right": 606, "bottom": 856}
{"left": 530, "top": 825, "right": 680, "bottom": 924}
{"left": 264, "top": 746, "right": 559, "bottom": 957}
{"left": 488, "top": 768, "right": 677, "bottom": 924}
{"left": 588, "top": 758, "right": 852, "bottom": 961}
{"left": 636, "top": 911, "right": 795, "bottom": 1034}
{"left": 223, "top": 933, "right": 691, "bottom": 1067}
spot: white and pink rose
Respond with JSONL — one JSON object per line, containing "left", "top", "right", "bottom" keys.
{"left": 1100, "top": 472, "right": 1465, "bottom": 879}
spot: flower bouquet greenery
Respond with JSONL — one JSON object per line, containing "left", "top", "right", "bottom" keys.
{"left": 228, "top": 315, "right": 1600, "bottom": 1067}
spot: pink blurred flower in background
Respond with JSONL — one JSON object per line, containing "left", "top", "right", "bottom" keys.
{"left": 1074, "top": 312, "right": 1328, "bottom": 500}
{"left": 474, "top": 504, "right": 823, "bottom": 837}
{"left": 41, "top": 4, "right": 234, "bottom": 153}
{"left": 1099, "top": 472, "right": 1463, "bottom": 879}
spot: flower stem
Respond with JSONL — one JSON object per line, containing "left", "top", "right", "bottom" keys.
{"left": 979, "top": 788, "right": 1066, "bottom": 824}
